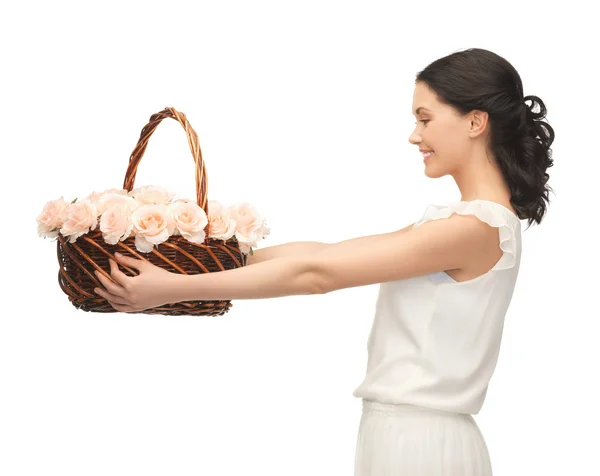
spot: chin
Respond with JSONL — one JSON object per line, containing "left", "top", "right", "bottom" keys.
{"left": 423, "top": 156, "right": 450, "bottom": 178}
{"left": 424, "top": 166, "right": 449, "bottom": 179}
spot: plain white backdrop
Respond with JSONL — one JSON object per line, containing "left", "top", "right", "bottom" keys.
{"left": 1, "top": 1, "right": 597, "bottom": 475}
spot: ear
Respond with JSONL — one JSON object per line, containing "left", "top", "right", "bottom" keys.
{"left": 467, "top": 110, "right": 489, "bottom": 138}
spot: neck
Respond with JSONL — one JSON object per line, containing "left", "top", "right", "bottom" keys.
{"left": 452, "top": 149, "right": 512, "bottom": 203}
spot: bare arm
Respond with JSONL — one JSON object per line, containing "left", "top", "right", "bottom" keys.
{"left": 246, "top": 242, "right": 331, "bottom": 266}
{"left": 246, "top": 222, "right": 416, "bottom": 266}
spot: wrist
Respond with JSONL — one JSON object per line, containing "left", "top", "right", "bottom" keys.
{"left": 167, "top": 271, "right": 196, "bottom": 304}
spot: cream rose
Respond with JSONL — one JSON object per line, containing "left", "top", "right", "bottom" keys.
{"left": 167, "top": 201, "right": 208, "bottom": 243}
{"left": 131, "top": 204, "right": 175, "bottom": 252}
{"left": 238, "top": 242, "right": 252, "bottom": 255}
{"left": 97, "top": 192, "right": 139, "bottom": 216}
{"left": 103, "top": 188, "right": 129, "bottom": 196}
{"left": 38, "top": 187, "right": 271, "bottom": 254}
{"left": 242, "top": 218, "right": 270, "bottom": 253}
{"left": 229, "top": 202, "right": 269, "bottom": 253}
{"left": 83, "top": 189, "right": 130, "bottom": 214}
{"left": 84, "top": 191, "right": 103, "bottom": 205}
{"left": 238, "top": 218, "right": 270, "bottom": 254}
{"left": 128, "top": 185, "right": 174, "bottom": 205}
{"left": 99, "top": 195, "right": 138, "bottom": 245}
{"left": 207, "top": 200, "right": 237, "bottom": 241}
{"left": 60, "top": 199, "right": 99, "bottom": 243}
{"left": 258, "top": 219, "right": 271, "bottom": 240}
{"left": 36, "top": 197, "right": 70, "bottom": 238}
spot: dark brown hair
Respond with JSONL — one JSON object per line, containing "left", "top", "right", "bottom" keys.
{"left": 416, "top": 48, "right": 555, "bottom": 227}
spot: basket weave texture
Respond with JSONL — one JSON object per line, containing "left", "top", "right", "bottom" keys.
{"left": 57, "top": 107, "right": 247, "bottom": 316}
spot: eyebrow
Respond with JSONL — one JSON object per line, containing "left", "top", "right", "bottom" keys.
{"left": 413, "top": 107, "right": 431, "bottom": 115}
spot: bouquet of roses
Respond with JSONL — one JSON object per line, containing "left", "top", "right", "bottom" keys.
{"left": 36, "top": 185, "right": 270, "bottom": 255}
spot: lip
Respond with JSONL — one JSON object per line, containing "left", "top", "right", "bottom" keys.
{"left": 422, "top": 151, "right": 434, "bottom": 163}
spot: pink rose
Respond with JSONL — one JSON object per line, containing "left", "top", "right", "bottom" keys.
{"left": 238, "top": 242, "right": 252, "bottom": 255}
{"left": 103, "top": 188, "right": 129, "bottom": 196}
{"left": 171, "top": 197, "right": 194, "bottom": 204}
{"left": 60, "top": 199, "right": 99, "bottom": 243}
{"left": 85, "top": 191, "right": 104, "bottom": 204}
{"left": 84, "top": 189, "right": 131, "bottom": 215}
{"left": 128, "top": 185, "right": 174, "bottom": 205}
{"left": 99, "top": 196, "right": 138, "bottom": 245}
{"left": 237, "top": 223, "right": 269, "bottom": 254}
{"left": 229, "top": 202, "right": 270, "bottom": 254}
{"left": 36, "top": 197, "right": 70, "bottom": 238}
{"left": 207, "top": 200, "right": 237, "bottom": 241}
{"left": 131, "top": 204, "right": 175, "bottom": 252}
{"left": 258, "top": 219, "right": 271, "bottom": 239}
{"left": 167, "top": 200, "right": 208, "bottom": 244}
{"left": 97, "top": 192, "right": 139, "bottom": 216}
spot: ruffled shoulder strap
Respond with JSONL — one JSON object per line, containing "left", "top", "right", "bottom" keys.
{"left": 412, "top": 199, "right": 521, "bottom": 271}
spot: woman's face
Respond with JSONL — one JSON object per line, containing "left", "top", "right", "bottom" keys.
{"left": 408, "top": 81, "right": 472, "bottom": 178}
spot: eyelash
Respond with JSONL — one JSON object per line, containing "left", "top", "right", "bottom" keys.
{"left": 416, "top": 119, "right": 430, "bottom": 125}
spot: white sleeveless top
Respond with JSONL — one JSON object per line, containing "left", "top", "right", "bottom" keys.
{"left": 352, "top": 199, "right": 522, "bottom": 415}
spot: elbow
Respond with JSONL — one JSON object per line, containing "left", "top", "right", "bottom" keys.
{"left": 305, "top": 263, "right": 331, "bottom": 295}
{"left": 312, "top": 274, "right": 328, "bottom": 295}
{"left": 296, "top": 256, "right": 327, "bottom": 295}
{"left": 301, "top": 268, "right": 327, "bottom": 295}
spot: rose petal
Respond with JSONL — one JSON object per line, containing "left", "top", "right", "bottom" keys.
{"left": 135, "top": 235, "right": 155, "bottom": 253}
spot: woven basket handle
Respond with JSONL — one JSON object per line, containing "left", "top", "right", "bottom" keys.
{"left": 122, "top": 107, "right": 208, "bottom": 215}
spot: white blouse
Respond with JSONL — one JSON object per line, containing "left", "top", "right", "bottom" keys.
{"left": 352, "top": 200, "right": 522, "bottom": 415}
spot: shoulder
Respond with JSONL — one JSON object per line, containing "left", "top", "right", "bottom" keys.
{"left": 411, "top": 211, "right": 499, "bottom": 252}
{"left": 409, "top": 204, "right": 513, "bottom": 278}
{"left": 412, "top": 199, "right": 518, "bottom": 255}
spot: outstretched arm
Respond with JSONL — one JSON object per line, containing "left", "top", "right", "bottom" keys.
{"left": 93, "top": 216, "right": 486, "bottom": 313}
{"left": 246, "top": 221, "right": 416, "bottom": 265}
{"left": 246, "top": 241, "right": 330, "bottom": 266}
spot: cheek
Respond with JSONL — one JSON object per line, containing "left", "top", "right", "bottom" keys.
{"left": 431, "top": 121, "right": 465, "bottom": 154}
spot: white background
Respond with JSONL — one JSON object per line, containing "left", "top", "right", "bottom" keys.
{"left": 1, "top": 1, "right": 597, "bottom": 475}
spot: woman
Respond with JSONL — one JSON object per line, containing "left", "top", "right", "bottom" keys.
{"left": 94, "top": 48, "right": 555, "bottom": 475}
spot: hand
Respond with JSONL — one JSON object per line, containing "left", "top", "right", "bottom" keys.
{"left": 94, "top": 252, "right": 180, "bottom": 313}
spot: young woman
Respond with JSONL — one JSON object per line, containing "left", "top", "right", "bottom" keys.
{"left": 94, "top": 48, "right": 555, "bottom": 475}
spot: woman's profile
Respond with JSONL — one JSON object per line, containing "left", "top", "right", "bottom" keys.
{"left": 94, "top": 47, "right": 555, "bottom": 475}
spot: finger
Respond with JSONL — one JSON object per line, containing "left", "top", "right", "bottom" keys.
{"left": 109, "top": 258, "right": 132, "bottom": 287}
{"left": 95, "top": 269, "right": 127, "bottom": 297}
{"left": 94, "top": 287, "right": 132, "bottom": 306}
{"left": 109, "top": 302, "right": 138, "bottom": 313}
{"left": 114, "top": 252, "right": 148, "bottom": 272}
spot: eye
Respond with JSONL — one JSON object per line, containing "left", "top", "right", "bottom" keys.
{"left": 419, "top": 119, "right": 430, "bottom": 125}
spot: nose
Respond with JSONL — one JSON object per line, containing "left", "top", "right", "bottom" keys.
{"left": 408, "top": 126, "right": 421, "bottom": 145}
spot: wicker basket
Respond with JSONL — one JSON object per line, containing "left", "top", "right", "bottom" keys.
{"left": 56, "top": 107, "right": 248, "bottom": 316}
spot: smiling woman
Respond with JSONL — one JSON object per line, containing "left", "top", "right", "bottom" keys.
{"left": 352, "top": 48, "right": 554, "bottom": 475}
{"left": 93, "top": 47, "right": 554, "bottom": 476}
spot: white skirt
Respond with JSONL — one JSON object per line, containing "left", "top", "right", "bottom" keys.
{"left": 354, "top": 400, "right": 493, "bottom": 475}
